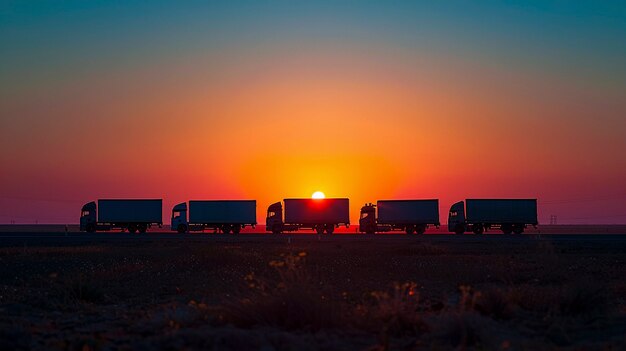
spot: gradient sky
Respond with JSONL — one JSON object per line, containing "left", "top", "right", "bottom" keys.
{"left": 1, "top": 1, "right": 625, "bottom": 224}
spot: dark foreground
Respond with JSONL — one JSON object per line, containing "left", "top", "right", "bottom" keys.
{"left": 1, "top": 233, "right": 625, "bottom": 350}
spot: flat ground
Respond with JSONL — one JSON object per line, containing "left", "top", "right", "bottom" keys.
{"left": 1, "top": 232, "right": 625, "bottom": 350}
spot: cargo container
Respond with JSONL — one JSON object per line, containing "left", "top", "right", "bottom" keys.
{"left": 448, "top": 199, "right": 538, "bottom": 234}
{"left": 79, "top": 199, "right": 162, "bottom": 233}
{"left": 171, "top": 200, "right": 256, "bottom": 233}
{"left": 266, "top": 198, "right": 350, "bottom": 234}
{"left": 359, "top": 200, "right": 440, "bottom": 234}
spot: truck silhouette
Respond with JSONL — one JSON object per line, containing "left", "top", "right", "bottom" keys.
{"left": 448, "top": 199, "right": 538, "bottom": 234}
{"left": 78, "top": 197, "right": 540, "bottom": 235}
{"left": 171, "top": 200, "right": 256, "bottom": 233}
{"left": 359, "top": 200, "right": 440, "bottom": 234}
{"left": 266, "top": 198, "right": 350, "bottom": 234}
{"left": 80, "top": 199, "right": 162, "bottom": 233}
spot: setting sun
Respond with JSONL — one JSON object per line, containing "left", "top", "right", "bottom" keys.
{"left": 312, "top": 191, "right": 325, "bottom": 199}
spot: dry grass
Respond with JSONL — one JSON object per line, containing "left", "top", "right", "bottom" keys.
{"left": 223, "top": 252, "right": 342, "bottom": 331}
{"left": 221, "top": 251, "right": 623, "bottom": 350}
{"left": 0, "top": 236, "right": 624, "bottom": 350}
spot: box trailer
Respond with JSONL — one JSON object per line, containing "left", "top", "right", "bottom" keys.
{"left": 448, "top": 199, "right": 538, "bottom": 234}
{"left": 359, "top": 199, "right": 440, "bottom": 234}
{"left": 80, "top": 199, "right": 163, "bottom": 233}
{"left": 171, "top": 200, "right": 256, "bottom": 233}
{"left": 266, "top": 198, "right": 350, "bottom": 234}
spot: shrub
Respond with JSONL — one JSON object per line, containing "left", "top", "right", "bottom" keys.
{"left": 222, "top": 252, "right": 341, "bottom": 331}
{"left": 351, "top": 282, "right": 427, "bottom": 338}
{"left": 474, "top": 288, "right": 516, "bottom": 320}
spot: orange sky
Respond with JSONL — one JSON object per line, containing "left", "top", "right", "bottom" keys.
{"left": 1, "top": 3, "right": 625, "bottom": 224}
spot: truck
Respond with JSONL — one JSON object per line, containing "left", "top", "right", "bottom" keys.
{"left": 359, "top": 199, "right": 440, "bottom": 234}
{"left": 171, "top": 200, "right": 256, "bottom": 233}
{"left": 266, "top": 198, "right": 350, "bottom": 234}
{"left": 447, "top": 199, "right": 538, "bottom": 235}
{"left": 80, "top": 199, "right": 162, "bottom": 233}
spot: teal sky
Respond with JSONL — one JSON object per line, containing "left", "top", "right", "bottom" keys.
{"left": 2, "top": 1, "right": 625, "bottom": 89}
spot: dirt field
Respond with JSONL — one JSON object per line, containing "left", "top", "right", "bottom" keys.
{"left": 0, "top": 233, "right": 625, "bottom": 350}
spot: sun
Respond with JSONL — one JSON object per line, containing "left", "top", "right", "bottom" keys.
{"left": 312, "top": 191, "right": 325, "bottom": 199}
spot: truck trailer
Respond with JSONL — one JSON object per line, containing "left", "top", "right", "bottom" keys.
{"left": 359, "top": 200, "right": 440, "bottom": 234}
{"left": 448, "top": 199, "right": 538, "bottom": 234}
{"left": 171, "top": 200, "right": 256, "bottom": 233}
{"left": 266, "top": 198, "right": 350, "bottom": 234}
{"left": 80, "top": 199, "right": 163, "bottom": 233}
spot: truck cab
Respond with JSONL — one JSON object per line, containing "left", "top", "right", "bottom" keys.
{"left": 359, "top": 203, "right": 377, "bottom": 234}
{"left": 266, "top": 202, "right": 283, "bottom": 234}
{"left": 80, "top": 201, "right": 97, "bottom": 232}
{"left": 171, "top": 202, "right": 188, "bottom": 233}
{"left": 447, "top": 201, "right": 466, "bottom": 234}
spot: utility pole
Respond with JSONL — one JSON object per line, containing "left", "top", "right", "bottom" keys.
{"left": 549, "top": 215, "right": 557, "bottom": 225}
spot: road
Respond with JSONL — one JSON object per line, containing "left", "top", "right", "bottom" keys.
{"left": 1, "top": 231, "right": 625, "bottom": 247}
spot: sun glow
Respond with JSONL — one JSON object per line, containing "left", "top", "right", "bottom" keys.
{"left": 312, "top": 191, "right": 325, "bottom": 199}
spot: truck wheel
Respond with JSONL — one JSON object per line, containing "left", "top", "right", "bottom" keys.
{"left": 222, "top": 225, "right": 231, "bottom": 234}
{"left": 86, "top": 224, "right": 96, "bottom": 233}
{"left": 473, "top": 225, "right": 484, "bottom": 235}
{"left": 325, "top": 224, "right": 334, "bottom": 234}
{"left": 232, "top": 225, "right": 241, "bottom": 234}
{"left": 416, "top": 225, "right": 426, "bottom": 235}
{"left": 513, "top": 225, "right": 524, "bottom": 235}
{"left": 405, "top": 225, "right": 415, "bottom": 235}
{"left": 316, "top": 225, "right": 325, "bottom": 234}
{"left": 128, "top": 224, "right": 137, "bottom": 233}
{"left": 454, "top": 224, "right": 465, "bottom": 235}
{"left": 177, "top": 224, "right": 187, "bottom": 234}
{"left": 501, "top": 225, "right": 513, "bottom": 235}
{"left": 361, "top": 225, "right": 375, "bottom": 234}
{"left": 138, "top": 224, "right": 147, "bottom": 233}
{"left": 272, "top": 229, "right": 282, "bottom": 234}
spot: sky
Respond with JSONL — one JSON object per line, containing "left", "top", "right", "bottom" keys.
{"left": 1, "top": 1, "right": 625, "bottom": 225}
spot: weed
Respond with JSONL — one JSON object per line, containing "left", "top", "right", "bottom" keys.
{"left": 474, "top": 288, "right": 516, "bottom": 320}
{"left": 67, "top": 274, "right": 105, "bottom": 304}
{"left": 223, "top": 252, "right": 341, "bottom": 331}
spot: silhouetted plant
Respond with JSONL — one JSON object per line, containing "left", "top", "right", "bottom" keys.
{"left": 350, "top": 281, "right": 428, "bottom": 350}
{"left": 67, "top": 274, "right": 105, "bottom": 304}
{"left": 474, "top": 288, "right": 516, "bottom": 320}
{"left": 223, "top": 252, "right": 341, "bottom": 331}
{"left": 557, "top": 282, "right": 608, "bottom": 318}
